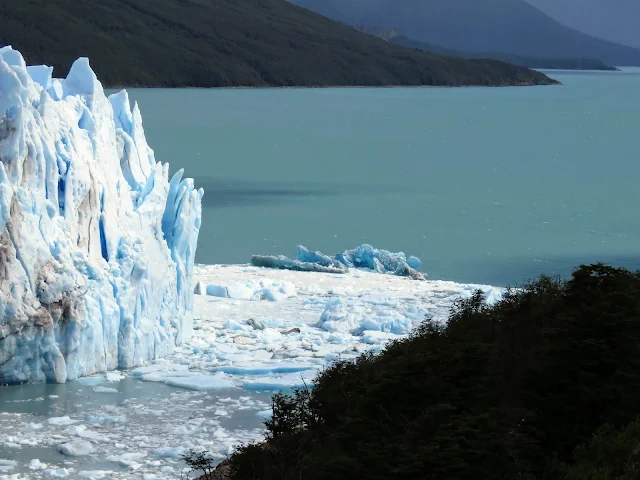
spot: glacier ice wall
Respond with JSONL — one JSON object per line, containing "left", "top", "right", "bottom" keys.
{"left": 0, "top": 46, "right": 203, "bottom": 384}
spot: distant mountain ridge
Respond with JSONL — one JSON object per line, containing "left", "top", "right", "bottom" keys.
{"left": 356, "top": 26, "right": 617, "bottom": 71}
{"left": 524, "top": 0, "right": 640, "bottom": 50}
{"left": 0, "top": 0, "right": 554, "bottom": 88}
{"left": 291, "top": 0, "right": 640, "bottom": 66}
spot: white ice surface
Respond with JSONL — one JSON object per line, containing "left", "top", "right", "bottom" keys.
{"left": 1, "top": 264, "right": 501, "bottom": 479}
{"left": 150, "top": 264, "right": 502, "bottom": 392}
{"left": 92, "top": 386, "right": 118, "bottom": 394}
{"left": 0, "top": 460, "right": 16, "bottom": 473}
{"left": 57, "top": 440, "right": 94, "bottom": 456}
{"left": 0, "top": 46, "right": 202, "bottom": 384}
{"left": 195, "top": 278, "right": 297, "bottom": 301}
{"left": 179, "top": 264, "right": 502, "bottom": 390}
{"left": 43, "top": 469, "right": 69, "bottom": 478}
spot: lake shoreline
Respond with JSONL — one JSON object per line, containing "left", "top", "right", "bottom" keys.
{"left": 105, "top": 81, "right": 562, "bottom": 90}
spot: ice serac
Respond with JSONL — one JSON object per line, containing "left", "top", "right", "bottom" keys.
{"left": 0, "top": 46, "right": 203, "bottom": 384}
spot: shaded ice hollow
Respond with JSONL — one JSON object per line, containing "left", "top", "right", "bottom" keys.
{"left": 0, "top": 46, "right": 203, "bottom": 384}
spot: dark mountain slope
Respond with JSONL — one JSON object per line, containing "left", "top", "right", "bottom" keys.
{"left": 0, "top": 0, "right": 553, "bottom": 88}
{"left": 391, "top": 35, "right": 617, "bottom": 71}
{"left": 292, "top": 0, "right": 640, "bottom": 66}
{"left": 525, "top": 0, "right": 640, "bottom": 50}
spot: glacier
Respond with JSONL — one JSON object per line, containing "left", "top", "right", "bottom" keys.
{"left": 0, "top": 46, "right": 203, "bottom": 384}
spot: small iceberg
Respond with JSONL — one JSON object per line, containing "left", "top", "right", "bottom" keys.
{"left": 251, "top": 245, "right": 425, "bottom": 280}
{"left": 194, "top": 278, "right": 297, "bottom": 301}
{"left": 250, "top": 254, "right": 348, "bottom": 274}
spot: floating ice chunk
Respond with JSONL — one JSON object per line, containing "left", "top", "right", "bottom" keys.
{"left": 196, "top": 279, "right": 297, "bottom": 301}
{"left": 28, "top": 459, "right": 48, "bottom": 471}
{"left": 131, "top": 364, "right": 189, "bottom": 377}
{"left": 360, "top": 313, "right": 413, "bottom": 335}
{"left": 482, "top": 287, "right": 503, "bottom": 305}
{"left": 163, "top": 373, "right": 236, "bottom": 391}
{"left": 48, "top": 416, "right": 78, "bottom": 426}
{"left": 44, "top": 468, "right": 70, "bottom": 478}
{"left": 251, "top": 255, "right": 348, "bottom": 274}
{"left": 259, "top": 318, "right": 288, "bottom": 329}
{"left": 106, "top": 452, "right": 146, "bottom": 467}
{"left": 252, "top": 244, "right": 425, "bottom": 279}
{"left": 57, "top": 439, "right": 94, "bottom": 456}
{"left": 361, "top": 331, "right": 400, "bottom": 345}
{"left": 74, "top": 378, "right": 104, "bottom": 386}
{"left": 295, "top": 246, "right": 345, "bottom": 270}
{"left": 318, "top": 299, "right": 414, "bottom": 335}
{"left": 134, "top": 364, "right": 235, "bottom": 390}
{"left": 92, "top": 386, "right": 118, "bottom": 394}
{"left": 212, "top": 364, "right": 316, "bottom": 376}
{"left": 317, "top": 300, "right": 361, "bottom": 333}
{"left": 0, "top": 460, "right": 16, "bottom": 472}
{"left": 72, "top": 425, "right": 104, "bottom": 441}
{"left": 205, "top": 284, "right": 230, "bottom": 297}
{"left": 152, "top": 446, "right": 188, "bottom": 458}
{"left": 460, "top": 286, "right": 504, "bottom": 305}
{"left": 334, "top": 244, "right": 425, "bottom": 279}
{"left": 85, "top": 414, "right": 125, "bottom": 424}
{"left": 257, "top": 410, "right": 273, "bottom": 419}
{"left": 246, "top": 318, "right": 267, "bottom": 330}
{"left": 224, "top": 319, "right": 249, "bottom": 331}
{"left": 242, "top": 369, "right": 318, "bottom": 391}
{"left": 105, "top": 371, "right": 125, "bottom": 382}
{"left": 27, "top": 423, "right": 44, "bottom": 430}
{"left": 78, "top": 472, "right": 112, "bottom": 480}
{"left": 139, "top": 370, "right": 197, "bottom": 383}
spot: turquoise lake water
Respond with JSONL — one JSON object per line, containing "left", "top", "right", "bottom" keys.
{"left": 124, "top": 68, "right": 640, "bottom": 286}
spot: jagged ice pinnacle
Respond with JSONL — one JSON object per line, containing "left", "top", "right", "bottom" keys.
{"left": 0, "top": 46, "right": 203, "bottom": 384}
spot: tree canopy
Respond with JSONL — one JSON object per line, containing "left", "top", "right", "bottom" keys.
{"left": 225, "top": 263, "right": 640, "bottom": 479}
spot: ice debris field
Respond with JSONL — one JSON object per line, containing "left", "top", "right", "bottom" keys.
{"left": 0, "top": 45, "right": 504, "bottom": 479}
{"left": 1, "top": 264, "right": 502, "bottom": 479}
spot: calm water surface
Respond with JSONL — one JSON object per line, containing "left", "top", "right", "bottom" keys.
{"left": 123, "top": 69, "right": 640, "bottom": 286}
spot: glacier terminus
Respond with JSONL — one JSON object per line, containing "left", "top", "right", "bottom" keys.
{"left": 0, "top": 46, "right": 203, "bottom": 384}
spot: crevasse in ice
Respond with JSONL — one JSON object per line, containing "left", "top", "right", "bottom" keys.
{"left": 0, "top": 46, "right": 203, "bottom": 384}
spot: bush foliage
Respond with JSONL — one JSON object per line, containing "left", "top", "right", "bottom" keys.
{"left": 227, "top": 264, "right": 640, "bottom": 479}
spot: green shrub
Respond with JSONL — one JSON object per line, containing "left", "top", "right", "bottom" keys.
{"left": 228, "top": 264, "right": 640, "bottom": 480}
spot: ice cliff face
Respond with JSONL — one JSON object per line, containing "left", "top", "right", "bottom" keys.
{"left": 0, "top": 47, "right": 203, "bottom": 384}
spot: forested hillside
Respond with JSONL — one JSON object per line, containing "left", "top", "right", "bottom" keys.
{"left": 0, "top": 0, "right": 554, "bottom": 87}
